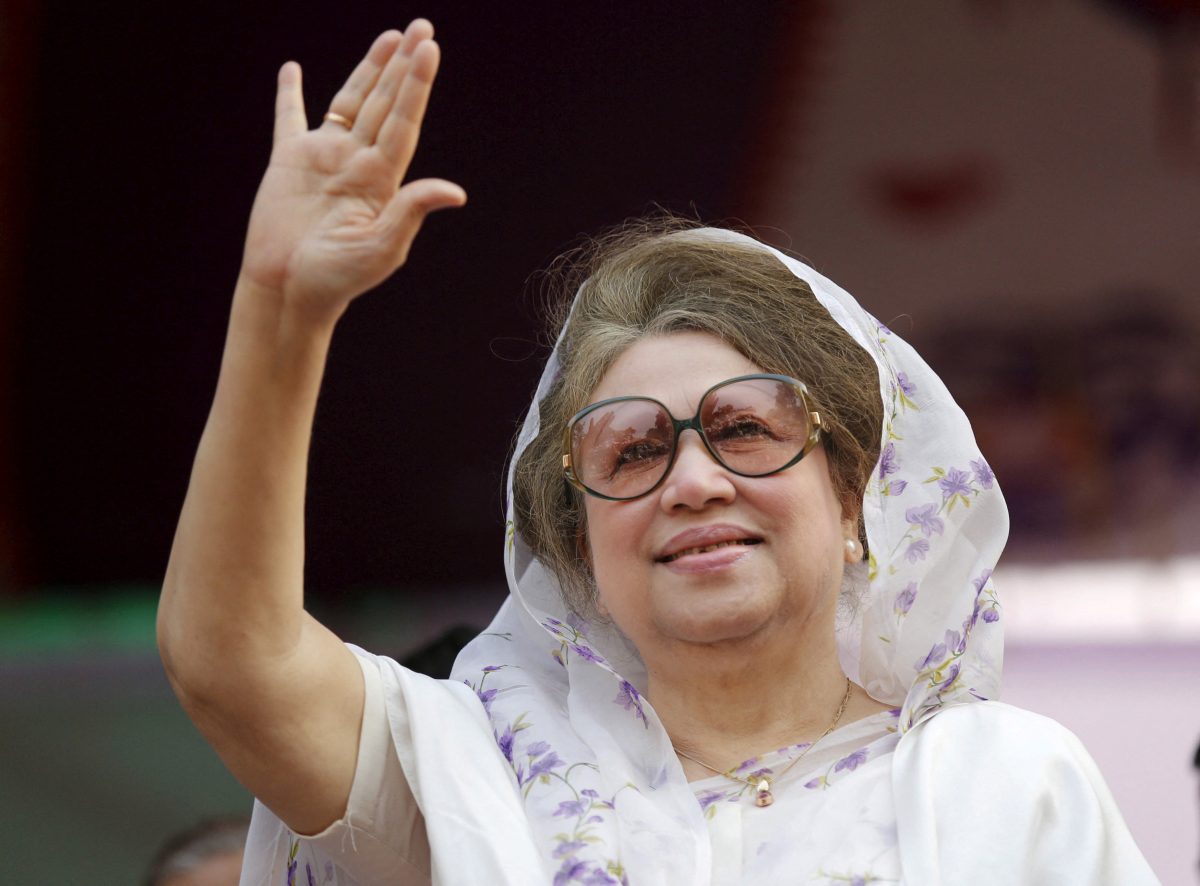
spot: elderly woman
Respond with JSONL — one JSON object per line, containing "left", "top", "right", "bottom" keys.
{"left": 157, "top": 21, "right": 1157, "bottom": 885}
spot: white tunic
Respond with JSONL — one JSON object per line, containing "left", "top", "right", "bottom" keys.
{"left": 239, "top": 648, "right": 1156, "bottom": 885}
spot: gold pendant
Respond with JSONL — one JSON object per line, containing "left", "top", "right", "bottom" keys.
{"left": 754, "top": 778, "right": 774, "bottom": 807}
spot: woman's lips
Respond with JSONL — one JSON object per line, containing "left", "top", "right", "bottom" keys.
{"left": 659, "top": 538, "right": 760, "bottom": 562}
{"left": 655, "top": 524, "right": 762, "bottom": 562}
{"left": 658, "top": 541, "right": 759, "bottom": 574}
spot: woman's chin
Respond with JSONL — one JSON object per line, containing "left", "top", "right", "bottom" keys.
{"left": 651, "top": 597, "right": 780, "bottom": 647}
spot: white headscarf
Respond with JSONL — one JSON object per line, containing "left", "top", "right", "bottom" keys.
{"left": 449, "top": 227, "right": 1009, "bottom": 882}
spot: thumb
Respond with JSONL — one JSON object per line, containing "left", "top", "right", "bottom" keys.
{"left": 378, "top": 177, "right": 467, "bottom": 263}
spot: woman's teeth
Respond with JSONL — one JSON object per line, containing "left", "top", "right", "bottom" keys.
{"left": 663, "top": 539, "right": 757, "bottom": 562}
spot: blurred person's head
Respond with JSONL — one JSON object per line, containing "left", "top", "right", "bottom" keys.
{"left": 144, "top": 816, "right": 248, "bottom": 886}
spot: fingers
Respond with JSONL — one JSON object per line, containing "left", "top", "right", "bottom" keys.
{"left": 323, "top": 29, "right": 404, "bottom": 132}
{"left": 352, "top": 20, "right": 434, "bottom": 143}
{"left": 375, "top": 40, "right": 440, "bottom": 174}
{"left": 274, "top": 62, "right": 307, "bottom": 144}
{"left": 377, "top": 178, "right": 467, "bottom": 263}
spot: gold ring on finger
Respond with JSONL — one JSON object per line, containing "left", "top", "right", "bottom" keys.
{"left": 323, "top": 111, "right": 354, "bottom": 129}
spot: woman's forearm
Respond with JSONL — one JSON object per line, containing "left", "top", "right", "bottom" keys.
{"left": 158, "top": 275, "right": 338, "bottom": 694}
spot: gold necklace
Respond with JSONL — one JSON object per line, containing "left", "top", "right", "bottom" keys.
{"left": 673, "top": 677, "right": 853, "bottom": 808}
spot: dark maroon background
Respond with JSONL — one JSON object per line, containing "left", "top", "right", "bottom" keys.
{"left": 8, "top": 1, "right": 789, "bottom": 596}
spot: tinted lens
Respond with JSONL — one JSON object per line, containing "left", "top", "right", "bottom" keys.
{"left": 701, "top": 378, "right": 811, "bottom": 476}
{"left": 570, "top": 398, "right": 674, "bottom": 499}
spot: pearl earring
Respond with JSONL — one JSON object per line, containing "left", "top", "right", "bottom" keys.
{"left": 844, "top": 538, "right": 859, "bottom": 560}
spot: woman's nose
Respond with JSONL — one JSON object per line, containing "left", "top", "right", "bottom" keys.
{"left": 658, "top": 430, "right": 737, "bottom": 511}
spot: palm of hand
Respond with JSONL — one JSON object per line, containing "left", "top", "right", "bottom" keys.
{"left": 239, "top": 24, "right": 464, "bottom": 320}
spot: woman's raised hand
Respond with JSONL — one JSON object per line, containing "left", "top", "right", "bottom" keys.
{"left": 161, "top": 23, "right": 467, "bottom": 836}
{"left": 239, "top": 21, "right": 465, "bottom": 323}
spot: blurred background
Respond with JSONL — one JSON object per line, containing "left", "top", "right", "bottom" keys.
{"left": 1, "top": 0, "right": 1198, "bottom": 882}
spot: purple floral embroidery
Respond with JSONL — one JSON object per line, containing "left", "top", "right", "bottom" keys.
{"left": 570, "top": 644, "right": 603, "bottom": 663}
{"left": 582, "top": 871, "right": 618, "bottom": 885}
{"left": 497, "top": 726, "right": 515, "bottom": 762}
{"left": 555, "top": 799, "right": 589, "bottom": 817}
{"left": 554, "top": 840, "right": 588, "bottom": 858}
{"left": 615, "top": 680, "right": 648, "bottom": 726}
{"left": 878, "top": 442, "right": 899, "bottom": 478}
{"left": 916, "top": 641, "right": 947, "bottom": 671}
{"left": 544, "top": 616, "right": 608, "bottom": 667}
{"left": 584, "top": 870, "right": 620, "bottom": 886}
{"left": 697, "top": 788, "right": 729, "bottom": 810}
{"left": 939, "top": 663, "right": 962, "bottom": 691}
{"left": 833, "top": 748, "right": 868, "bottom": 772}
{"left": 522, "top": 754, "right": 563, "bottom": 784}
{"left": 968, "top": 598, "right": 983, "bottom": 630}
{"left": 896, "top": 372, "right": 916, "bottom": 396}
{"left": 971, "top": 457, "right": 995, "bottom": 490}
{"left": 971, "top": 568, "right": 1000, "bottom": 623}
{"left": 905, "top": 504, "right": 945, "bottom": 538}
{"left": 523, "top": 741, "right": 565, "bottom": 782}
{"left": 805, "top": 743, "right": 876, "bottom": 793}
{"left": 306, "top": 863, "right": 316, "bottom": 886}
{"left": 467, "top": 663, "right": 510, "bottom": 716}
{"left": 476, "top": 687, "right": 499, "bottom": 713}
{"left": 283, "top": 839, "right": 302, "bottom": 886}
{"left": 883, "top": 479, "right": 908, "bottom": 497}
{"left": 494, "top": 709, "right": 633, "bottom": 879}
{"left": 937, "top": 467, "right": 972, "bottom": 500}
{"left": 945, "top": 628, "right": 966, "bottom": 655}
{"left": 894, "top": 582, "right": 918, "bottom": 615}
{"left": 904, "top": 539, "right": 930, "bottom": 562}
{"left": 541, "top": 783, "right": 636, "bottom": 876}
{"left": 555, "top": 859, "right": 590, "bottom": 885}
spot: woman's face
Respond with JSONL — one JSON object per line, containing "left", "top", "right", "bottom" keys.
{"left": 582, "top": 332, "right": 855, "bottom": 655}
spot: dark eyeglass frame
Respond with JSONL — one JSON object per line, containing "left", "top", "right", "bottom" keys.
{"left": 562, "top": 372, "right": 826, "bottom": 502}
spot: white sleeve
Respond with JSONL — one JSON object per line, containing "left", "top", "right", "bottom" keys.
{"left": 373, "top": 656, "right": 548, "bottom": 885}
{"left": 239, "top": 647, "right": 431, "bottom": 886}
{"left": 892, "top": 701, "right": 1160, "bottom": 886}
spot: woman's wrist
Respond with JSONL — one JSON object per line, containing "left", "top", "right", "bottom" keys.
{"left": 223, "top": 275, "right": 352, "bottom": 397}
{"left": 231, "top": 272, "right": 348, "bottom": 343}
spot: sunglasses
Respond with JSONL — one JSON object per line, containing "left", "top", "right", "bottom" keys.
{"left": 562, "top": 373, "right": 826, "bottom": 501}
